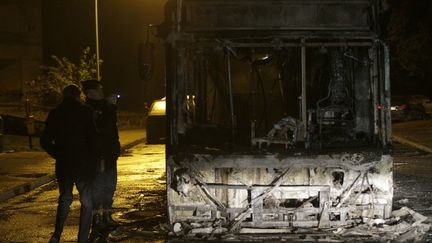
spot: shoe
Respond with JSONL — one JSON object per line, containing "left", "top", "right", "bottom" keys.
{"left": 48, "top": 234, "right": 59, "bottom": 243}
{"left": 102, "top": 212, "right": 118, "bottom": 228}
{"left": 92, "top": 213, "right": 104, "bottom": 231}
{"left": 88, "top": 230, "right": 102, "bottom": 243}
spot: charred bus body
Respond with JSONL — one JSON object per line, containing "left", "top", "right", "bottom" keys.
{"left": 160, "top": 0, "right": 392, "bottom": 232}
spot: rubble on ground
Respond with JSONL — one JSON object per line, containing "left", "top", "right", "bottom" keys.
{"left": 397, "top": 198, "right": 409, "bottom": 204}
{"left": 167, "top": 207, "right": 431, "bottom": 242}
{"left": 335, "top": 207, "right": 430, "bottom": 242}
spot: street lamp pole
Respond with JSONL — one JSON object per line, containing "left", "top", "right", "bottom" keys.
{"left": 95, "top": 0, "right": 100, "bottom": 81}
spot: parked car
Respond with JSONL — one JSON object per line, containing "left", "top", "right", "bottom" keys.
{"left": 391, "top": 95, "right": 426, "bottom": 121}
{"left": 409, "top": 95, "right": 432, "bottom": 115}
{"left": 146, "top": 97, "right": 166, "bottom": 144}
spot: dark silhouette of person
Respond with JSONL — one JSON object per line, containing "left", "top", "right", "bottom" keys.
{"left": 81, "top": 80, "right": 120, "bottom": 236}
{"left": 40, "top": 84, "right": 98, "bottom": 243}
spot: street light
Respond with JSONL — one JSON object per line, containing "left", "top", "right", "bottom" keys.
{"left": 95, "top": 0, "right": 100, "bottom": 81}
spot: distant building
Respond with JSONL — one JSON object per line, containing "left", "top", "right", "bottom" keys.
{"left": 0, "top": 0, "right": 42, "bottom": 99}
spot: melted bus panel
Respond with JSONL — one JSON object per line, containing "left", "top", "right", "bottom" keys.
{"left": 160, "top": 0, "right": 392, "bottom": 232}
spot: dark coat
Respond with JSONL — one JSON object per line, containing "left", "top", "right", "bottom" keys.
{"left": 86, "top": 99, "right": 120, "bottom": 168}
{"left": 40, "top": 99, "right": 98, "bottom": 181}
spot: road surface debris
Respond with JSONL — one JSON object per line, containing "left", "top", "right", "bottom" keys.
{"left": 165, "top": 206, "right": 430, "bottom": 242}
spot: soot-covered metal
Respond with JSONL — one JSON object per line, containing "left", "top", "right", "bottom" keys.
{"left": 160, "top": 0, "right": 392, "bottom": 233}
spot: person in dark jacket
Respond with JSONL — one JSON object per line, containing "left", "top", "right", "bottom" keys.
{"left": 81, "top": 80, "right": 121, "bottom": 234}
{"left": 40, "top": 84, "right": 98, "bottom": 243}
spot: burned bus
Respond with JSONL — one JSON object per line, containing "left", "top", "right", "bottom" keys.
{"left": 159, "top": 0, "right": 392, "bottom": 233}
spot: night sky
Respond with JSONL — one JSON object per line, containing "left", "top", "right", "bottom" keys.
{"left": 41, "top": 0, "right": 432, "bottom": 108}
{"left": 386, "top": 0, "right": 432, "bottom": 96}
{"left": 42, "top": 0, "right": 166, "bottom": 109}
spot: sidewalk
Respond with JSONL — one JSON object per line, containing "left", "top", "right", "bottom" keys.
{"left": 0, "top": 128, "right": 145, "bottom": 202}
{"left": 393, "top": 120, "right": 432, "bottom": 153}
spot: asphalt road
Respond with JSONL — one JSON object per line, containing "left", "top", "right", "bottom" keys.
{"left": 0, "top": 141, "right": 431, "bottom": 242}
{"left": 0, "top": 143, "right": 166, "bottom": 243}
{"left": 392, "top": 142, "right": 432, "bottom": 221}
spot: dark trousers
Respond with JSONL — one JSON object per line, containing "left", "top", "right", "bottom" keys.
{"left": 92, "top": 164, "right": 117, "bottom": 210}
{"left": 53, "top": 177, "right": 93, "bottom": 243}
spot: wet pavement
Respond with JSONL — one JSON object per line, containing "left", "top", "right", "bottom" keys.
{"left": 0, "top": 136, "right": 432, "bottom": 242}
{"left": 391, "top": 120, "right": 432, "bottom": 242}
{"left": 393, "top": 120, "right": 432, "bottom": 150}
{"left": 109, "top": 144, "right": 166, "bottom": 242}
{"left": 0, "top": 143, "right": 165, "bottom": 243}
{"left": 392, "top": 143, "right": 432, "bottom": 225}
{"left": 0, "top": 129, "right": 145, "bottom": 202}
{"left": 0, "top": 152, "right": 53, "bottom": 193}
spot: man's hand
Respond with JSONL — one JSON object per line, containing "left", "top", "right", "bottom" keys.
{"left": 106, "top": 94, "right": 118, "bottom": 105}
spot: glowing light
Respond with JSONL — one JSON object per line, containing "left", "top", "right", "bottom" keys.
{"left": 260, "top": 55, "right": 269, "bottom": 60}
{"left": 149, "top": 99, "right": 166, "bottom": 116}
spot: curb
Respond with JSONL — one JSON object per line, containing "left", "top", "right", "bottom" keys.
{"left": 0, "top": 174, "right": 56, "bottom": 202}
{"left": 120, "top": 138, "right": 146, "bottom": 153}
{"left": 0, "top": 136, "right": 145, "bottom": 203}
{"left": 392, "top": 135, "right": 432, "bottom": 154}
